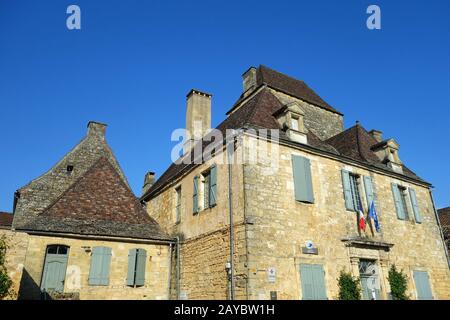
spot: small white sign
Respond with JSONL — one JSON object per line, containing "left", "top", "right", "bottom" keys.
{"left": 267, "top": 267, "right": 276, "bottom": 283}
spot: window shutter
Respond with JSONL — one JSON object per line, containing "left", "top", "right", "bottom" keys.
{"left": 300, "top": 264, "right": 327, "bottom": 300}
{"left": 409, "top": 188, "right": 422, "bottom": 223}
{"left": 89, "top": 246, "right": 111, "bottom": 286}
{"left": 209, "top": 165, "right": 217, "bottom": 206}
{"left": 391, "top": 183, "right": 405, "bottom": 220}
{"left": 135, "top": 249, "right": 147, "bottom": 287}
{"left": 300, "top": 264, "right": 314, "bottom": 300}
{"left": 193, "top": 176, "right": 199, "bottom": 213}
{"left": 363, "top": 176, "right": 375, "bottom": 208}
{"left": 341, "top": 170, "right": 354, "bottom": 211}
{"left": 291, "top": 155, "right": 314, "bottom": 203}
{"left": 127, "top": 249, "right": 137, "bottom": 286}
{"left": 413, "top": 271, "right": 433, "bottom": 300}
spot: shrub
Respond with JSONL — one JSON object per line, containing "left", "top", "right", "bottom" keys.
{"left": 337, "top": 270, "right": 361, "bottom": 300}
{"left": 388, "top": 264, "right": 409, "bottom": 300}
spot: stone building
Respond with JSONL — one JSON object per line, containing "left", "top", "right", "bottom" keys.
{"left": 141, "top": 65, "right": 450, "bottom": 300}
{"left": 438, "top": 207, "right": 450, "bottom": 251}
{"left": 1, "top": 122, "right": 173, "bottom": 300}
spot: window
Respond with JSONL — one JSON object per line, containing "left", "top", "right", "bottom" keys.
{"left": 342, "top": 170, "right": 362, "bottom": 211}
{"left": 175, "top": 186, "right": 181, "bottom": 223}
{"left": 399, "top": 187, "right": 410, "bottom": 220}
{"left": 291, "top": 117, "right": 299, "bottom": 131}
{"left": 193, "top": 176, "right": 199, "bottom": 214}
{"left": 391, "top": 183, "right": 410, "bottom": 221}
{"left": 127, "top": 249, "right": 147, "bottom": 287}
{"left": 89, "top": 246, "right": 112, "bottom": 286}
{"left": 201, "top": 165, "right": 217, "bottom": 209}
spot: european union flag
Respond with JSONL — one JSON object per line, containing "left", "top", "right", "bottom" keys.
{"left": 369, "top": 201, "right": 380, "bottom": 233}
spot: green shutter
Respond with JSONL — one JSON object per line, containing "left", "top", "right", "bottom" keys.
{"left": 292, "top": 155, "right": 314, "bottom": 203}
{"left": 409, "top": 188, "right": 422, "bottom": 223}
{"left": 89, "top": 247, "right": 111, "bottom": 286}
{"left": 391, "top": 183, "right": 405, "bottom": 220}
{"left": 341, "top": 170, "right": 355, "bottom": 211}
{"left": 135, "top": 249, "right": 147, "bottom": 287}
{"left": 363, "top": 176, "right": 375, "bottom": 208}
{"left": 127, "top": 249, "right": 137, "bottom": 286}
{"left": 209, "top": 165, "right": 217, "bottom": 206}
{"left": 193, "top": 176, "right": 199, "bottom": 213}
{"left": 300, "top": 264, "right": 327, "bottom": 300}
{"left": 413, "top": 271, "right": 433, "bottom": 300}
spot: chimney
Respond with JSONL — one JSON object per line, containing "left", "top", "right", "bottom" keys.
{"left": 142, "top": 172, "right": 155, "bottom": 195}
{"left": 87, "top": 121, "right": 107, "bottom": 140}
{"left": 242, "top": 66, "right": 257, "bottom": 96}
{"left": 184, "top": 89, "right": 212, "bottom": 154}
{"left": 369, "top": 129, "right": 383, "bottom": 143}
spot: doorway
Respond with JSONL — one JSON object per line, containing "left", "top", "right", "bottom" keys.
{"left": 40, "top": 245, "right": 69, "bottom": 293}
{"left": 358, "top": 259, "right": 381, "bottom": 300}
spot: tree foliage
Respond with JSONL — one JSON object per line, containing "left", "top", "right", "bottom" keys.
{"left": 0, "top": 235, "right": 12, "bottom": 299}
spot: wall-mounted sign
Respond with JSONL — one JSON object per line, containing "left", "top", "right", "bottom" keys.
{"left": 267, "top": 267, "right": 276, "bottom": 283}
{"left": 302, "top": 241, "right": 318, "bottom": 255}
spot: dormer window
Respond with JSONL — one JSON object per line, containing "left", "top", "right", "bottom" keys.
{"left": 273, "top": 102, "right": 307, "bottom": 144}
{"left": 371, "top": 138, "right": 403, "bottom": 173}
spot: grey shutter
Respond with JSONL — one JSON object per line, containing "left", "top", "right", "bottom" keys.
{"left": 409, "top": 188, "right": 422, "bottom": 223}
{"left": 341, "top": 170, "right": 355, "bottom": 211}
{"left": 391, "top": 183, "right": 405, "bottom": 220}
{"left": 135, "top": 249, "right": 147, "bottom": 286}
{"left": 209, "top": 165, "right": 217, "bottom": 206}
{"left": 300, "top": 264, "right": 327, "bottom": 300}
{"left": 193, "top": 176, "right": 199, "bottom": 213}
{"left": 127, "top": 249, "right": 137, "bottom": 286}
{"left": 413, "top": 271, "right": 433, "bottom": 300}
{"left": 291, "top": 155, "right": 314, "bottom": 203}
{"left": 363, "top": 176, "right": 375, "bottom": 208}
{"left": 89, "top": 246, "right": 111, "bottom": 286}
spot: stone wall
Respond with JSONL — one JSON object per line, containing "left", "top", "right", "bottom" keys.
{"left": 147, "top": 149, "right": 249, "bottom": 299}
{"left": 242, "top": 138, "right": 449, "bottom": 300}
{"left": 270, "top": 89, "right": 344, "bottom": 141}
{"left": 0, "top": 229, "right": 29, "bottom": 299}
{"left": 18, "top": 234, "right": 170, "bottom": 300}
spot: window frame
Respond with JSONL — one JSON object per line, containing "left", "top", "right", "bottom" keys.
{"left": 175, "top": 186, "right": 182, "bottom": 224}
{"left": 349, "top": 173, "right": 363, "bottom": 212}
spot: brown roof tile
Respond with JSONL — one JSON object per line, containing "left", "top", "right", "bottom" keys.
{"left": 438, "top": 207, "right": 450, "bottom": 238}
{"left": 0, "top": 212, "right": 13, "bottom": 227}
{"left": 22, "top": 157, "right": 171, "bottom": 241}
{"left": 228, "top": 65, "right": 342, "bottom": 115}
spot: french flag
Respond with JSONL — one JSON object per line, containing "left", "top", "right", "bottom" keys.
{"left": 358, "top": 198, "right": 366, "bottom": 231}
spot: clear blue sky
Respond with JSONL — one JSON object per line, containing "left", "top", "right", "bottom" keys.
{"left": 0, "top": 0, "right": 449, "bottom": 212}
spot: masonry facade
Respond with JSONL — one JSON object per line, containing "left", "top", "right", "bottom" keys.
{"left": 2, "top": 122, "right": 173, "bottom": 300}
{"left": 142, "top": 65, "right": 450, "bottom": 300}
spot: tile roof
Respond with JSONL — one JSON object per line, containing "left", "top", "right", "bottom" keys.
{"left": 0, "top": 212, "right": 13, "bottom": 228}
{"left": 22, "top": 157, "right": 171, "bottom": 241}
{"left": 142, "top": 85, "right": 428, "bottom": 201}
{"left": 438, "top": 207, "right": 450, "bottom": 239}
{"left": 228, "top": 65, "right": 342, "bottom": 115}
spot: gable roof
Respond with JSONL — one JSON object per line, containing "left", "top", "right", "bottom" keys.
{"left": 228, "top": 65, "right": 342, "bottom": 116}
{"left": 0, "top": 212, "right": 13, "bottom": 228}
{"left": 21, "top": 157, "right": 170, "bottom": 241}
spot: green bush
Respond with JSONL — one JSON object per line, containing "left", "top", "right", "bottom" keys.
{"left": 0, "top": 235, "right": 12, "bottom": 299}
{"left": 388, "top": 264, "right": 409, "bottom": 300}
{"left": 337, "top": 270, "right": 361, "bottom": 300}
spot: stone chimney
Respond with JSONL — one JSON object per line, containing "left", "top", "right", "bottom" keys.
{"left": 87, "top": 121, "right": 107, "bottom": 140}
{"left": 142, "top": 172, "right": 155, "bottom": 195}
{"left": 184, "top": 89, "right": 212, "bottom": 154}
{"left": 242, "top": 66, "right": 257, "bottom": 96}
{"left": 369, "top": 129, "right": 383, "bottom": 143}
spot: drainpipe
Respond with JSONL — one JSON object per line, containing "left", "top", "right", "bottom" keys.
{"left": 176, "top": 236, "right": 181, "bottom": 299}
{"left": 227, "top": 133, "right": 237, "bottom": 300}
{"left": 167, "top": 243, "right": 173, "bottom": 299}
{"left": 429, "top": 189, "right": 450, "bottom": 268}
